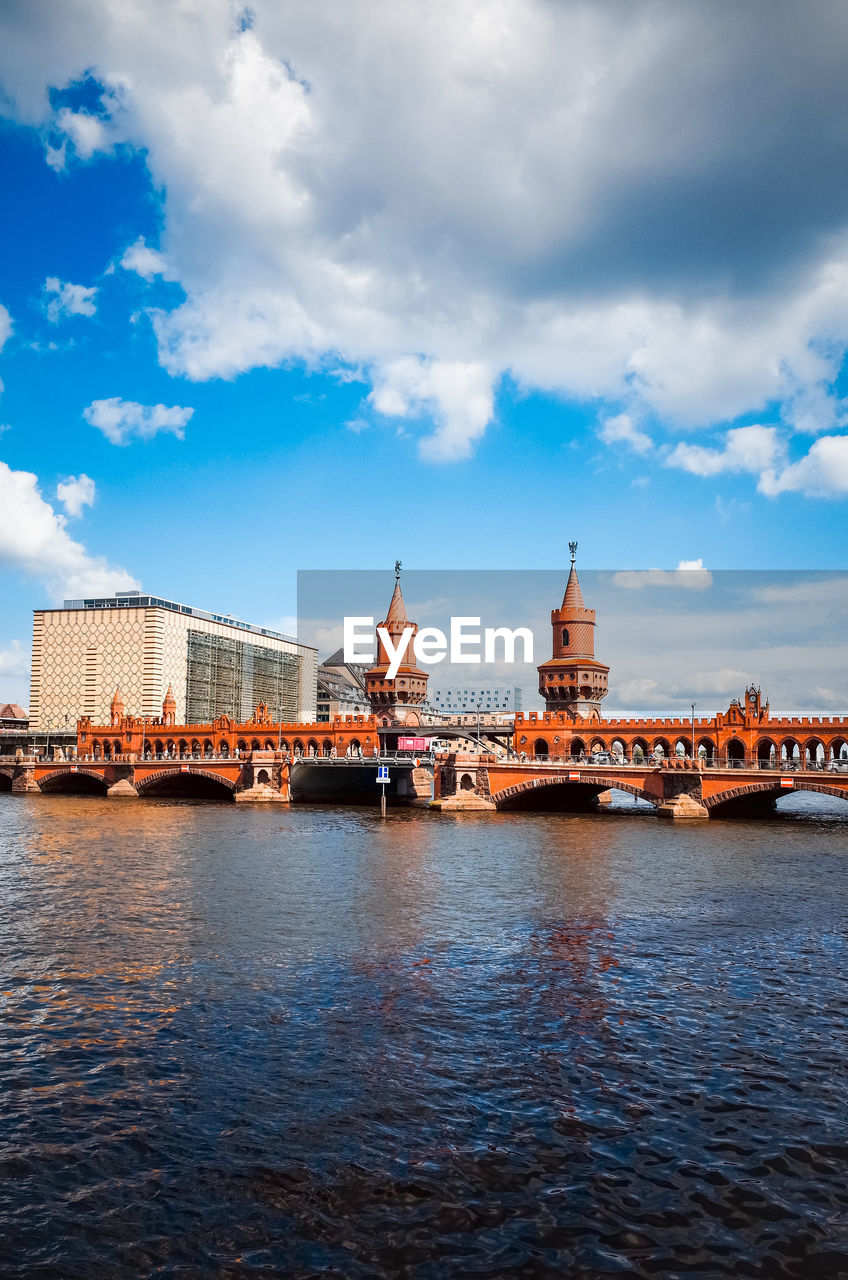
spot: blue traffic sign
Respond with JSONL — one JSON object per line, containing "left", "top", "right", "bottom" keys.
{"left": 377, "top": 765, "right": 390, "bottom": 782}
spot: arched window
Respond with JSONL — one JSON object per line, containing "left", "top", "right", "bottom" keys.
{"left": 561, "top": 628, "right": 569, "bottom": 647}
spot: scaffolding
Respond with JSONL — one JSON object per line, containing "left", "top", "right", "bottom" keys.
{"left": 185, "top": 630, "right": 301, "bottom": 724}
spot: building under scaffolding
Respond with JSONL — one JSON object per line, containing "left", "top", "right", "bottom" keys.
{"left": 29, "top": 590, "right": 317, "bottom": 730}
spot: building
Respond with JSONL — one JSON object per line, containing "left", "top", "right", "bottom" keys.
{"left": 316, "top": 649, "right": 370, "bottom": 722}
{"left": 0, "top": 703, "right": 28, "bottom": 755}
{"left": 537, "top": 541, "right": 609, "bottom": 718}
{"left": 429, "top": 686, "right": 523, "bottom": 715}
{"left": 30, "top": 589, "right": 317, "bottom": 732}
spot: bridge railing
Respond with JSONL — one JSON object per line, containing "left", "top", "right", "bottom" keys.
{"left": 516, "top": 754, "right": 848, "bottom": 772}
{"left": 9, "top": 748, "right": 437, "bottom": 766}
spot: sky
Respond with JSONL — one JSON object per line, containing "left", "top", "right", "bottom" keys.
{"left": 1, "top": 0, "right": 847, "bottom": 708}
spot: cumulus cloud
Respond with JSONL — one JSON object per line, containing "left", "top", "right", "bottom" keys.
{"left": 598, "top": 413, "right": 652, "bottom": 455}
{"left": 43, "top": 276, "right": 98, "bottom": 322}
{"left": 119, "top": 236, "right": 170, "bottom": 281}
{"left": 759, "top": 435, "right": 848, "bottom": 498}
{"left": 665, "top": 425, "right": 784, "bottom": 478}
{"left": 83, "top": 397, "right": 194, "bottom": 445}
{"left": 368, "top": 358, "right": 495, "bottom": 460}
{"left": 612, "top": 560, "right": 713, "bottom": 590}
{"left": 4, "top": 3, "right": 848, "bottom": 466}
{"left": 56, "top": 473, "right": 95, "bottom": 516}
{"left": 0, "top": 461, "right": 138, "bottom": 600}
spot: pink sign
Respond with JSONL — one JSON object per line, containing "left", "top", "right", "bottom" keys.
{"left": 398, "top": 737, "right": 429, "bottom": 751}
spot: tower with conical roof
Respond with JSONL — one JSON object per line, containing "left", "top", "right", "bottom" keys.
{"left": 162, "top": 684, "right": 176, "bottom": 726}
{"left": 365, "top": 562, "right": 429, "bottom": 722}
{"left": 109, "top": 687, "right": 125, "bottom": 726}
{"left": 538, "top": 542, "right": 609, "bottom": 719}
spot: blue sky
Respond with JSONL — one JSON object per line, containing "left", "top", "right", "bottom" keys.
{"left": 1, "top": 2, "right": 848, "bottom": 705}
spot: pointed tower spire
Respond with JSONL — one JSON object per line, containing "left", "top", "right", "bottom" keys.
{"left": 385, "top": 560, "right": 409, "bottom": 626}
{"left": 110, "top": 686, "right": 125, "bottom": 726}
{"left": 163, "top": 683, "right": 176, "bottom": 726}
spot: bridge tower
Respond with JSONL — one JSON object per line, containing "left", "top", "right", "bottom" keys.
{"left": 538, "top": 542, "right": 609, "bottom": 720}
{"left": 365, "top": 562, "right": 429, "bottom": 725}
{"left": 110, "top": 687, "right": 125, "bottom": 726}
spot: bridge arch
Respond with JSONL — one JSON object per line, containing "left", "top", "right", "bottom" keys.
{"left": 493, "top": 773, "right": 654, "bottom": 811}
{"left": 756, "top": 737, "right": 776, "bottom": 765}
{"left": 322, "top": 739, "right": 333, "bottom": 757}
{"left": 631, "top": 737, "right": 649, "bottom": 762}
{"left": 651, "top": 737, "right": 670, "bottom": 759}
{"left": 38, "top": 767, "right": 110, "bottom": 795}
{"left": 705, "top": 779, "right": 848, "bottom": 817}
{"left": 533, "top": 737, "right": 549, "bottom": 759}
{"left": 779, "top": 738, "right": 800, "bottom": 763}
{"left": 726, "top": 738, "right": 745, "bottom": 763}
{"left": 570, "top": 737, "right": 585, "bottom": 760}
{"left": 307, "top": 738, "right": 320, "bottom": 756}
{"left": 803, "top": 738, "right": 825, "bottom": 766}
{"left": 136, "top": 768, "right": 236, "bottom": 800}
{"left": 0, "top": 769, "right": 13, "bottom": 792}
{"left": 697, "top": 737, "right": 717, "bottom": 762}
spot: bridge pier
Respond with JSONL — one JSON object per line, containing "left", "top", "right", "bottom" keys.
{"left": 656, "top": 793, "right": 708, "bottom": 819}
{"left": 107, "top": 779, "right": 139, "bottom": 799}
{"left": 11, "top": 766, "right": 38, "bottom": 794}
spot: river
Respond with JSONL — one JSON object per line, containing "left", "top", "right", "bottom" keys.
{"left": 1, "top": 793, "right": 847, "bottom": 1278}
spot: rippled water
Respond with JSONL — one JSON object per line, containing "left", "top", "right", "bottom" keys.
{"left": 1, "top": 793, "right": 848, "bottom": 1279}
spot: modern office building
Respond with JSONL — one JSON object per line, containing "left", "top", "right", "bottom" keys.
{"left": 429, "top": 686, "right": 523, "bottom": 715}
{"left": 29, "top": 590, "right": 317, "bottom": 732}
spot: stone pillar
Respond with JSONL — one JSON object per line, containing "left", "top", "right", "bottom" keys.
{"left": 107, "top": 779, "right": 139, "bottom": 799}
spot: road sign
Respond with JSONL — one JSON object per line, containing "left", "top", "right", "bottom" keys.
{"left": 377, "top": 765, "right": 389, "bottom": 782}
{"left": 780, "top": 777, "right": 794, "bottom": 788}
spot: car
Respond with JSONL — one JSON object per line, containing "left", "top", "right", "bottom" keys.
{"left": 590, "top": 750, "right": 613, "bottom": 764}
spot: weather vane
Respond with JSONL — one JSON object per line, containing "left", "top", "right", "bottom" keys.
{"left": 569, "top": 541, "right": 578, "bottom": 563}
{"left": 394, "top": 559, "right": 402, "bottom": 581}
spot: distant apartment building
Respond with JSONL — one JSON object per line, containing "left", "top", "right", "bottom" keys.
{"left": 429, "top": 686, "right": 523, "bottom": 715}
{"left": 316, "top": 649, "right": 370, "bottom": 722}
{"left": 29, "top": 590, "right": 317, "bottom": 732}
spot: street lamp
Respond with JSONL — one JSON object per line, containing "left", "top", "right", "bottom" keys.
{"left": 44, "top": 716, "right": 53, "bottom": 760}
{"left": 691, "top": 702, "right": 696, "bottom": 760}
{"left": 475, "top": 698, "right": 482, "bottom": 752}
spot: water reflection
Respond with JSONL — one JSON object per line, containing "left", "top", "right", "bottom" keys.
{"left": 0, "top": 794, "right": 847, "bottom": 1278}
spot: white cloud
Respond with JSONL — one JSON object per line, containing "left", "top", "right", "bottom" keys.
{"left": 665, "top": 424, "right": 784, "bottom": 478}
{"left": 612, "top": 560, "right": 713, "bottom": 590}
{"left": 83, "top": 397, "right": 194, "bottom": 445}
{"left": 4, "top": 5, "right": 848, "bottom": 465}
{"left": 369, "top": 358, "right": 494, "bottom": 460}
{"left": 54, "top": 107, "right": 112, "bottom": 162}
{"left": 119, "top": 236, "right": 170, "bottom": 281}
{"left": 43, "top": 276, "right": 98, "bottom": 322}
{"left": 0, "top": 304, "right": 11, "bottom": 351}
{"left": 0, "top": 640, "right": 28, "bottom": 679}
{"left": 759, "top": 435, "right": 848, "bottom": 497}
{"left": 0, "top": 461, "right": 138, "bottom": 600}
{"left": 598, "top": 412, "right": 652, "bottom": 455}
{"left": 56, "top": 473, "right": 96, "bottom": 517}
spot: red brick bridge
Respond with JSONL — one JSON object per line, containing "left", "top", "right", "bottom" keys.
{"left": 433, "top": 755, "right": 848, "bottom": 818}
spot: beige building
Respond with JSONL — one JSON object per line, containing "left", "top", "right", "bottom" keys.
{"left": 29, "top": 590, "right": 317, "bottom": 732}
